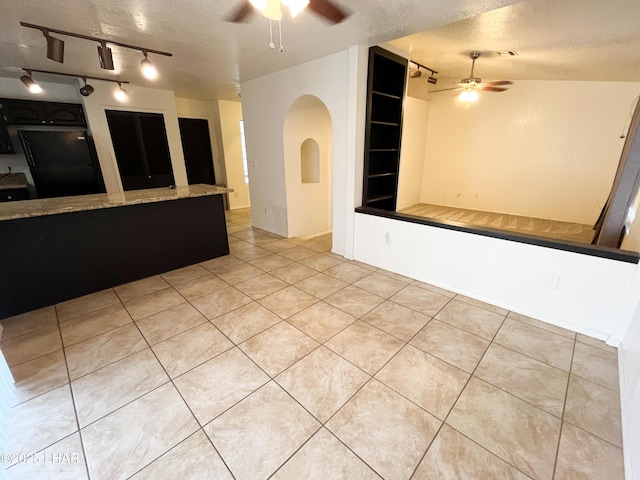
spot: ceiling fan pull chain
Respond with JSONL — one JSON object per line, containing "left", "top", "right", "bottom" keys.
{"left": 278, "top": 18, "right": 284, "bottom": 52}
{"left": 269, "top": 18, "right": 275, "bottom": 49}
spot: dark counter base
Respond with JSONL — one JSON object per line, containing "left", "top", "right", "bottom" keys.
{"left": 0, "top": 194, "right": 229, "bottom": 319}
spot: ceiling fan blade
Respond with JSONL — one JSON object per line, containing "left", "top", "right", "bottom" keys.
{"left": 429, "top": 86, "right": 463, "bottom": 93}
{"left": 227, "top": 1, "right": 255, "bottom": 23}
{"left": 308, "top": 0, "right": 349, "bottom": 24}
{"left": 481, "top": 86, "right": 509, "bottom": 92}
{"left": 486, "top": 80, "right": 513, "bottom": 86}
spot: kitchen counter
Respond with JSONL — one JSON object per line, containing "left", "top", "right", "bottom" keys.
{"left": 0, "top": 173, "right": 28, "bottom": 190}
{"left": 0, "top": 184, "right": 231, "bottom": 221}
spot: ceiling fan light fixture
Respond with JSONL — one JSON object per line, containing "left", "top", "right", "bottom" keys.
{"left": 254, "top": 0, "right": 282, "bottom": 20}
{"left": 459, "top": 89, "right": 478, "bottom": 103}
{"left": 282, "top": 0, "right": 309, "bottom": 17}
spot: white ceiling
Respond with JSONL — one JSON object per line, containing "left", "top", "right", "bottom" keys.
{"left": 0, "top": 0, "right": 638, "bottom": 101}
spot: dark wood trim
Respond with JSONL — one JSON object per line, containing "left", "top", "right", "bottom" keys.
{"left": 355, "top": 206, "right": 640, "bottom": 264}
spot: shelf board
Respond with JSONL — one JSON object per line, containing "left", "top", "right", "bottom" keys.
{"left": 367, "top": 194, "right": 395, "bottom": 203}
{"left": 368, "top": 173, "right": 396, "bottom": 178}
{"left": 371, "top": 120, "right": 400, "bottom": 127}
{"left": 372, "top": 91, "right": 402, "bottom": 100}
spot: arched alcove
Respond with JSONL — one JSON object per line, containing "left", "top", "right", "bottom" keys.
{"left": 283, "top": 95, "right": 333, "bottom": 239}
{"left": 301, "top": 138, "right": 320, "bottom": 183}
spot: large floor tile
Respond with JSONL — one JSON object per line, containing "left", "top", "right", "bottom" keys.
{"left": 2, "top": 324, "right": 62, "bottom": 367}
{"left": 258, "top": 286, "right": 317, "bottom": 319}
{"left": 576, "top": 333, "right": 617, "bottom": 353}
{"left": 59, "top": 303, "right": 132, "bottom": 346}
{"left": 171, "top": 274, "right": 229, "bottom": 301}
{"left": 454, "top": 294, "right": 509, "bottom": 316}
{"left": 212, "top": 301, "right": 282, "bottom": 343}
{"left": 81, "top": 383, "right": 199, "bottom": 480}
{"left": 123, "top": 287, "right": 185, "bottom": 320}
{"left": 564, "top": 375, "right": 622, "bottom": 447}
{"left": 232, "top": 245, "right": 272, "bottom": 262}
{"left": 204, "top": 381, "right": 320, "bottom": 480}
{"left": 4, "top": 433, "right": 88, "bottom": 480}
{"left": 215, "top": 263, "right": 264, "bottom": 284}
{"left": 294, "top": 273, "right": 348, "bottom": 299}
{"left": 272, "top": 428, "right": 381, "bottom": 480}
{"left": 174, "top": 347, "right": 269, "bottom": 424}
{"left": 135, "top": 302, "right": 207, "bottom": 345}
{"left": 56, "top": 289, "right": 120, "bottom": 322}
{"left": 261, "top": 239, "right": 298, "bottom": 254}
{"left": 474, "top": 343, "right": 569, "bottom": 417}
{"left": 287, "top": 302, "right": 356, "bottom": 343}
{"left": 276, "top": 346, "right": 370, "bottom": 422}
{"left": 72, "top": 348, "right": 169, "bottom": 427}
{"left": 325, "top": 286, "right": 385, "bottom": 318}
{"left": 6, "top": 385, "right": 77, "bottom": 463}
{"left": 326, "top": 379, "right": 440, "bottom": 480}
{"left": 0, "top": 306, "right": 57, "bottom": 341}
{"left": 299, "top": 253, "right": 344, "bottom": 272}
{"left": 279, "top": 246, "right": 318, "bottom": 261}
{"left": 190, "top": 286, "right": 253, "bottom": 319}
{"left": 325, "top": 321, "right": 404, "bottom": 375}
{"left": 248, "top": 253, "right": 293, "bottom": 272}
{"left": 240, "top": 321, "right": 319, "bottom": 376}
{"left": 270, "top": 263, "right": 318, "bottom": 284}
{"left": 411, "top": 280, "right": 456, "bottom": 298}
{"left": 10, "top": 349, "right": 69, "bottom": 406}
{"left": 376, "top": 344, "right": 469, "bottom": 420}
{"left": 324, "top": 262, "right": 371, "bottom": 284}
{"left": 200, "top": 255, "right": 245, "bottom": 273}
{"left": 114, "top": 275, "right": 169, "bottom": 302}
{"left": 234, "top": 273, "right": 288, "bottom": 299}
{"left": 414, "top": 424, "right": 530, "bottom": 480}
{"left": 435, "top": 299, "right": 505, "bottom": 340}
{"left": 390, "top": 284, "right": 451, "bottom": 317}
{"left": 447, "top": 377, "right": 561, "bottom": 480}
{"left": 410, "top": 320, "right": 489, "bottom": 373}
{"left": 508, "top": 311, "right": 575, "bottom": 339}
{"left": 131, "top": 430, "right": 233, "bottom": 479}
{"left": 161, "top": 264, "right": 210, "bottom": 285}
{"left": 353, "top": 272, "right": 407, "bottom": 298}
{"left": 571, "top": 340, "right": 619, "bottom": 391}
{"left": 554, "top": 422, "right": 624, "bottom": 480}
{"left": 362, "top": 301, "right": 430, "bottom": 341}
{"left": 152, "top": 322, "right": 233, "bottom": 378}
{"left": 494, "top": 318, "right": 574, "bottom": 371}
{"left": 65, "top": 323, "right": 147, "bottom": 380}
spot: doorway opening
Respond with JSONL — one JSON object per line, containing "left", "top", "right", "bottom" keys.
{"left": 178, "top": 118, "right": 216, "bottom": 185}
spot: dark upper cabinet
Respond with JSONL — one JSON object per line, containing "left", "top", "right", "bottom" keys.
{"left": 0, "top": 123, "right": 13, "bottom": 154}
{"left": 362, "top": 46, "right": 408, "bottom": 211}
{"left": 0, "top": 99, "right": 86, "bottom": 127}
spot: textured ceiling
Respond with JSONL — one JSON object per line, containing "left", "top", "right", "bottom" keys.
{"left": 0, "top": 0, "right": 637, "bottom": 101}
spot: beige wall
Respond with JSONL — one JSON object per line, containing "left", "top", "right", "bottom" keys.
{"left": 218, "top": 100, "right": 251, "bottom": 210}
{"left": 283, "top": 95, "right": 333, "bottom": 239}
{"left": 82, "top": 82, "right": 187, "bottom": 193}
{"left": 418, "top": 80, "right": 640, "bottom": 224}
{"left": 397, "top": 96, "right": 429, "bottom": 210}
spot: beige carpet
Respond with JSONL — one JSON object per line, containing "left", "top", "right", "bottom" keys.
{"left": 400, "top": 203, "right": 596, "bottom": 244}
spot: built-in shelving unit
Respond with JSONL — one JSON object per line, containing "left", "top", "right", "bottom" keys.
{"left": 362, "top": 46, "right": 408, "bottom": 211}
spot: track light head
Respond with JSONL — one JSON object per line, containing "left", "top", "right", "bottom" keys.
{"left": 114, "top": 82, "right": 128, "bottom": 102}
{"left": 79, "top": 78, "right": 94, "bottom": 97}
{"left": 427, "top": 76, "right": 438, "bottom": 85}
{"left": 140, "top": 51, "right": 158, "bottom": 80}
{"left": 20, "top": 72, "right": 43, "bottom": 94}
{"left": 97, "top": 42, "right": 114, "bottom": 70}
{"left": 409, "top": 69, "right": 422, "bottom": 79}
{"left": 45, "top": 32, "right": 65, "bottom": 63}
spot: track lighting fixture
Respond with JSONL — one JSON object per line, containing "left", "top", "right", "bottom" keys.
{"left": 20, "top": 68, "right": 129, "bottom": 98}
{"left": 427, "top": 75, "right": 438, "bottom": 85}
{"left": 410, "top": 60, "right": 438, "bottom": 85}
{"left": 140, "top": 51, "right": 157, "bottom": 80}
{"left": 114, "top": 82, "right": 128, "bottom": 102}
{"left": 79, "top": 77, "right": 94, "bottom": 97}
{"left": 44, "top": 31, "right": 65, "bottom": 63}
{"left": 21, "top": 22, "right": 172, "bottom": 78}
{"left": 98, "top": 41, "right": 115, "bottom": 70}
{"left": 20, "top": 71, "right": 43, "bottom": 94}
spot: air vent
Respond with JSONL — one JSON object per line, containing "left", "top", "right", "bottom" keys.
{"left": 497, "top": 51, "right": 518, "bottom": 56}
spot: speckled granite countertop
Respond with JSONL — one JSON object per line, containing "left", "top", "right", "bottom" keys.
{"left": 0, "top": 184, "right": 232, "bottom": 221}
{"left": 0, "top": 173, "right": 28, "bottom": 190}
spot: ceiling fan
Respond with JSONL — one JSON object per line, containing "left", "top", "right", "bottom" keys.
{"left": 430, "top": 51, "right": 513, "bottom": 101}
{"left": 227, "top": 0, "right": 349, "bottom": 24}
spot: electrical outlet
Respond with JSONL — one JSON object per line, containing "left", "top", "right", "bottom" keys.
{"left": 384, "top": 232, "right": 391, "bottom": 246}
{"left": 545, "top": 273, "right": 560, "bottom": 290}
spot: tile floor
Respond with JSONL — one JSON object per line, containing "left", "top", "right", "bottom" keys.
{"left": 0, "top": 207, "right": 624, "bottom": 479}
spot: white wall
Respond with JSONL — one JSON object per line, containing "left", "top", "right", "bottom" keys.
{"left": 283, "top": 95, "right": 333, "bottom": 238}
{"left": 354, "top": 212, "right": 638, "bottom": 340}
{"left": 397, "top": 96, "right": 430, "bottom": 210}
{"left": 240, "top": 48, "right": 363, "bottom": 255}
{"left": 218, "top": 100, "right": 251, "bottom": 210}
{"left": 620, "top": 297, "right": 640, "bottom": 480}
{"left": 82, "top": 82, "right": 187, "bottom": 193}
{"left": 420, "top": 81, "right": 640, "bottom": 224}
{"left": 174, "top": 97, "right": 226, "bottom": 189}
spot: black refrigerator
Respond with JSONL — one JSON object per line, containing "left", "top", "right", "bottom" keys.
{"left": 19, "top": 130, "right": 105, "bottom": 199}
